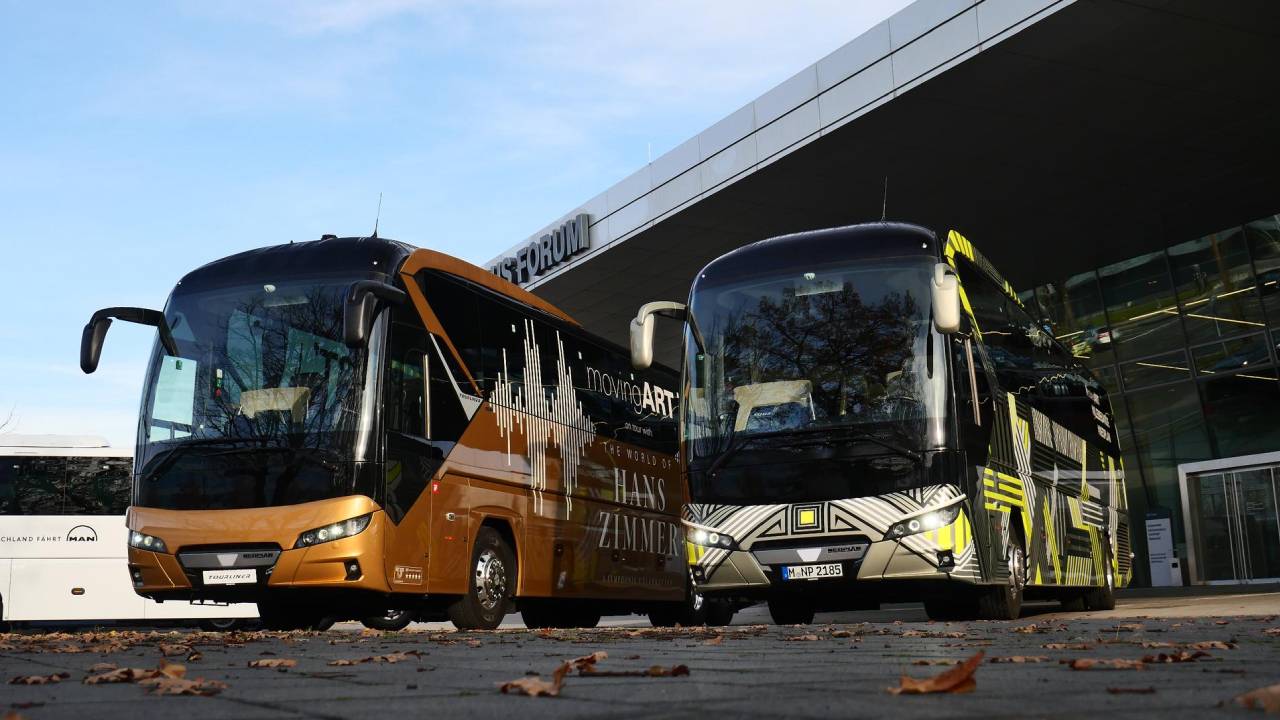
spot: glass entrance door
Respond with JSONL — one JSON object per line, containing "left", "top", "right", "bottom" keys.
{"left": 1187, "top": 465, "right": 1280, "bottom": 583}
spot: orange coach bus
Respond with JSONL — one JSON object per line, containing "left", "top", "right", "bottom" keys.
{"left": 80, "top": 235, "right": 692, "bottom": 630}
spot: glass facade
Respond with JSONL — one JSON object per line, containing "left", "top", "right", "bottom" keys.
{"left": 1021, "top": 211, "right": 1280, "bottom": 585}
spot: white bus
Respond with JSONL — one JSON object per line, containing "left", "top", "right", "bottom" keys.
{"left": 0, "top": 434, "right": 256, "bottom": 628}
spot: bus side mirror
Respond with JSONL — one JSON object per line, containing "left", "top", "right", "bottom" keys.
{"left": 932, "top": 263, "right": 961, "bottom": 334}
{"left": 80, "top": 307, "right": 178, "bottom": 374}
{"left": 629, "top": 301, "right": 688, "bottom": 370}
{"left": 344, "top": 280, "right": 408, "bottom": 348}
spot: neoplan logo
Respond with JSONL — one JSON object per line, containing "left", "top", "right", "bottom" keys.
{"left": 66, "top": 525, "right": 98, "bottom": 542}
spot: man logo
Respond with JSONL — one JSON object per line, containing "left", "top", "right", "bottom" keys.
{"left": 66, "top": 525, "right": 98, "bottom": 542}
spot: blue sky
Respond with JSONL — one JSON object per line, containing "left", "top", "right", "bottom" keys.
{"left": 0, "top": 0, "right": 908, "bottom": 447}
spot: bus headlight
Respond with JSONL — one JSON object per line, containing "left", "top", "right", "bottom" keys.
{"left": 687, "top": 525, "right": 736, "bottom": 550}
{"left": 129, "top": 531, "right": 168, "bottom": 554}
{"left": 295, "top": 513, "right": 372, "bottom": 549}
{"left": 885, "top": 503, "right": 963, "bottom": 540}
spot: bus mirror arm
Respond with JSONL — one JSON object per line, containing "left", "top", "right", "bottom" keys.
{"left": 629, "top": 301, "right": 688, "bottom": 370}
{"left": 343, "top": 280, "right": 408, "bottom": 348}
{"left": 932, "top": 263, "right": 961, "bottom": 334}
{"left": 80, "top": 307, "right": 178, "bottom": 374}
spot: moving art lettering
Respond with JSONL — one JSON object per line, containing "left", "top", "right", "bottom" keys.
{"left": 585, "top": 366, "right": 677, "bottom": 419}
{"left": 491, "top": 214, "right": 591, "bottom": 286}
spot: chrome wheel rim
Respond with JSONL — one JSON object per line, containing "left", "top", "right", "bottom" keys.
{"left": 474, "top": 549, "right": 507, "bottom": 611}
{"left": 691, "top": 591, "right": 704, "bottom": 613}
{"left": 1008, "top": 545, "right": 1026, "bottom": 600}
{"left": 383, "top": 609, "right": 409, "bottom": 622}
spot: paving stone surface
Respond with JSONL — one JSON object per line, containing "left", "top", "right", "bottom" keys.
{"left": 2, "top": 593, "right": 1278, "bottom": 719}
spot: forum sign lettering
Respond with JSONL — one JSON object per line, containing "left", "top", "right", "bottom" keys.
{"left": 491, "top": 214, "right": 591, "bottom": 286}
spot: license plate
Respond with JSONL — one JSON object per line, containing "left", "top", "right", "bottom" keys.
{"left": 781, "top": 563, "right": 843, "bottom": 581}
{"left": 202, "top": 569, "right": 256, "bottom": 585}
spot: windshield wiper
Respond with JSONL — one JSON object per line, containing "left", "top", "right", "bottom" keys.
{"left": 791, "top": 426, "right": 923, "bottom": 463}
{"left": 140, "top": 437, "right": 266, "bottom": 483}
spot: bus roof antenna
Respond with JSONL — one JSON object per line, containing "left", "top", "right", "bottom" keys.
{"left": 371, "top": 192, "right": 383, "bottom": 239}
{"left": 881, "top": 176, "right": 889, "bottom": 222}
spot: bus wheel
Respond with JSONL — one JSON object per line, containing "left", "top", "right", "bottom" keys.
{"left": 649, "top": 585, "right": 707, "bottom": 627}
{"left": 1084, "top": 545, "right": 1116, "bottom": 611}
{"left": 362, "top": 608, "right": 414, "bottom": 631}
{"left": 978, "top": 541, "right": 1026, "bottom": 620}
{"left": 197, "top": 618, "right": 245, "bottom": 632}
{"left": 767, "top": 596, "right": 815, "bottom": 625}
{"left": 448, "top": 527, "right": 514, "bottom": 630}
{"left": 705, "top": 599, "right": 735, "bottom": 627}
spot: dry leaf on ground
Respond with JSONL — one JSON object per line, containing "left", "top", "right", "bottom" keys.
{"left": 1262, "top": 628, "right": 1280, "bottom": 637}
{"left": 1189, "top": 641, "right": 1235, "bottom": 650}
{"left": 1043, "top": 643, "right": 1092, "bottom": 650}
{"left": 911, "top": 659, "right": 960, "bottom": 666}
{"left": 1141, "top": 651, "right": 1209, "bottom": 664}
{"left": 499, "top": 662, "right": 573, "bottom": 698}
{"left": 9, "top": 672, "right": 69, "bottom": 685}
{"left": 989, "top": 656, "right": 1049, "bottom": 664}
{"left": 579, "top": 665, "right": 689, "bottom": 678}
{"left": 87, "top": 663, "right": 117, "bottom": 674}
{"left": 702, "top": 636, "right": 723, "bottom": 646}
{"left": 1062, "top": 658, "right": 1145, "bottom": 671}
{"left": 186, "top": 651, "right": 204, "bottom": 662}
{"left": 1233, "top": 683, "right": 1280, "bottom": 713}
{"left": 1107, "top": 687, "right": 1156, "bottom": 695}
{"left": 327, "top": 650, "right": 423, "bottom": 666}
{"left": 1011, "top": 625, "right": 1050, "bottom": 634}
{"left": 248, "top": 658, "right": 297, "bottom": 668}
{"left": 158, "top": 644, "right": 190, "bottom": 657}
{"left": 138, "top": 676, "right": 228, "bottom": 697}
{"left": 785, "top": 634, "right": 821, "bottom": 642}
{"left": 888, "top": 651, "right": 982, "bottom": 695}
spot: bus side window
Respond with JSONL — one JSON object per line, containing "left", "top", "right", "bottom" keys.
{"left": 425, "top": 334, "right": 470, "bottom": 444}
{"left": 8, "top": 457, "right": 66, "bottom": 515}
{"left": 386, "top": 321, "right": 427, "bottom": 437}
{"left": 64, "top": 457, "right": 131, "bottom": 515}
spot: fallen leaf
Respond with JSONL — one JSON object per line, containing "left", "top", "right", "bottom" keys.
{"left": 702, "top": 636, "right": 723, "bottom": 646}
{"left": 989, "top": 656, "right": 1049, "bottom": 664}
{"left": 830, "top": 630, "right": 853, "bottom": 638}
{"left": 467, "top": 640, "right": 482, "bottom": 648}
{"left": 1062, "top": 658, "right": 1145, "bottom": 671}
{"left": 1011, "top": 625, "right": 1049, "bottom": 634}
{"left": 187, "top": 651, "right": 204, "bottom": 662}
{"left": 785, "top": 634, "right": 820, "bottom": 642}
{"left": 1215, "top": 620, "right": 1230, "bottom": 626}
{"left": 1104, "top": 624, "right": 1145, "bottom": 633}
{"left": 1189, "top": 641, "right": 1235, "bottom": 650}
{"left": 902, "top": 629, "right": 966, "bottom": 639}
{"left": 887, "top": 651, "right": 982, "bottom": 695}
{"left": 138, "top": 676, "right": 228, "bottom": 696}
{"left": 1139, "top": 641, "right": 1179, "bottom": 649}
{"left": 1107, "top": 687, "right": 1156, "bottom": 695}
{"left": 1233, "top": 683, "right": 1280, "bottom": 713}
{"left": 1262, "top": 628, "right": 1280, "bottom": 637}
{"left": 248, "top": 658, "right": 297, "bottom": 668}
{"left": 158, "top": 644, "right": 190, "bottom": 657}
{"left": 9, "top": 672, "right": 69, "bottom": 685}
{"left": 1043, "top": 643, "right": 1092, "bottom": 650}
{"left": 911, "top": 659, "right": 960, "bottom": 666}
{"left": 87, "top": 663, "right": 118, "bottom": 674}
{"left": 499, "top": 661, "right": 572, "bottom": 698}
{"left": 1141, "top": 651, "right": 1209, "bottom": 664}
{"left": 568, "top": 652, "right": 607, "bottom": 672}
{"left": 327, "top": 650, "right": 423, "bottom": 666}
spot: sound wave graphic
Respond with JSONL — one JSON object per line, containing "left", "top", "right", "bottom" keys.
{"left": 492, "top": 320, "right": 595, "bottom": 514}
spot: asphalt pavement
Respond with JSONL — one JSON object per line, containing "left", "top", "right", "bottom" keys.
{"left": 2, "top": 592, "right": 1277, "bottom": 719}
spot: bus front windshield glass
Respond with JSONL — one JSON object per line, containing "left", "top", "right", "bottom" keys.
{"left": 136, "top": 278, "right": 370, "bottom": 510}
{"left": 684, "top": 256, "right": 946, "bottom": 501}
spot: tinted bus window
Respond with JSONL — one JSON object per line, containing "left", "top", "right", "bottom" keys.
{"left": 0, "top": 457, "right": 65, "bottom": 515}
{"left": 64, "top": 457, "right": 132, "bottom": 515}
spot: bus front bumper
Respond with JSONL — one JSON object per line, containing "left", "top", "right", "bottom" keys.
{"left": 691, "top": 532, "right": 980, "bottom": 597}
{"left": 126, "top": 497, "right": 391, "bottom": 601}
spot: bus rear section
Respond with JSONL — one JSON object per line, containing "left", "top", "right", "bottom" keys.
{"left": 630, "top": 222, "right": 1131, "bottom": 623}
{"left": 0, "top": 435, "right": 254, "bottom": 627}
{"left": 86, "top": 237, "right": 689, "bottom": 630}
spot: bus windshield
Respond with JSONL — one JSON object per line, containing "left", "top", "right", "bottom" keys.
{"left": 684, "top": 255, "right": 946, "bottom": 503}
{"left": 135, "top": 277, "right": 372, "bottom": 510}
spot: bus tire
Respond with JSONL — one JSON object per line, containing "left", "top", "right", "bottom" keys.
{"left": 978, "top": 539, "right": 1026, "bottom": 621}
{"left": 1084, "top": 543, "right": 1116, "bottom": 611}
{"left": 649, "top": 584, "right": 707, "bottom": 627}
{"left": 362, "top": 608, "right": 414, "bottom": 631}
{"left": 767, "top": 596, "right": 815, "bottom": 625}
{"left": 1059, "top": 594, "right": 1087, "bottom": 612}
{"left": 705, "top": 599, "right": 735, "bottom": 627}
{"left": 197, "top": 618, "right": 246, "bottom": 632}
{"left": 448, "top": 526, "right": 514, "bottom": 630}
